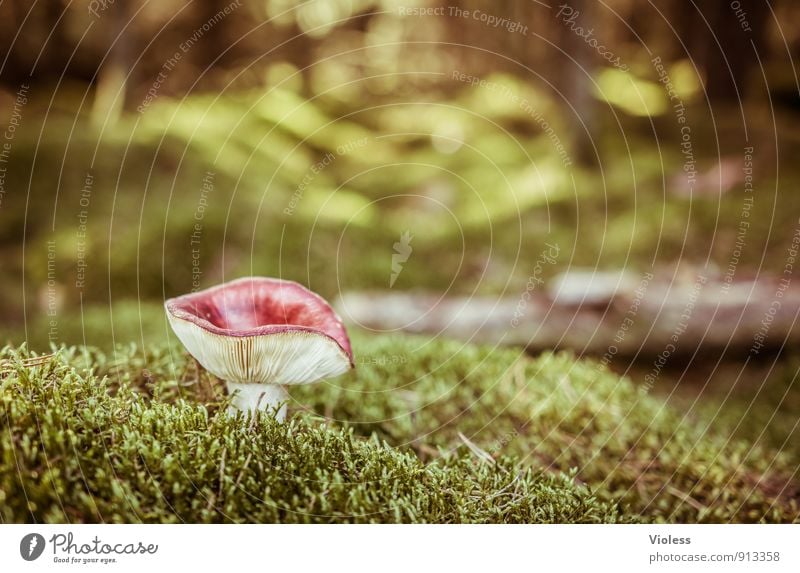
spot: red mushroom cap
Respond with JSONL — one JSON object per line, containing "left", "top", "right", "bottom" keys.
{"left": 165, "top": 277, "right": 353, "bottom": 385}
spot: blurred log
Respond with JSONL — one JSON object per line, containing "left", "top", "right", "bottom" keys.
{"left": 335, "top": 271, "right": 800, "bottom": 356}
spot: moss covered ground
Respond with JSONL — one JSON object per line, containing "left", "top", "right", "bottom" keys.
{"left": 2, "top": 331, "right": 797, "bottom": 523}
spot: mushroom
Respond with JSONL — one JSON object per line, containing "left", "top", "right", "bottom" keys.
{"left": 165, "top": 277, "right": 353, "bottom": 421}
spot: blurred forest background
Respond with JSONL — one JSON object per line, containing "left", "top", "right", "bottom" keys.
{"left": 0, "top": 0, "right": 799, "bottom": 352}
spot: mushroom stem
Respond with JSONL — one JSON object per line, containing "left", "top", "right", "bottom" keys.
{"left": 225, "top": 381, "right": 289, "bottom": 421}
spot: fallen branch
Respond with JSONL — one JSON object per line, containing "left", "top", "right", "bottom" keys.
{"left": 335, "top": 272, "right": 800, "bottom": 356}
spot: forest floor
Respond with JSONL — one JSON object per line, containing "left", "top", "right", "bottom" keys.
{"left": 2, "top": 330, "right": 798, "bottom": 523}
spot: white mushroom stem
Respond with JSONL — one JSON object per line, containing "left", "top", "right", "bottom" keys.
{"left": 225, "top": 381, "right": 289, "bottom": 422}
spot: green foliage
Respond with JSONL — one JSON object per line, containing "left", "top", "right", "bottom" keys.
{"left": 6, "top": 83, "right": 800, "bottom": 323}
{"left": 2, "top": 332, "right": 797, "bottom": 523}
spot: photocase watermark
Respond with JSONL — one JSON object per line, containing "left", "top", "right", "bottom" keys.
{"left": 652, "top": 56, "right": 696, "bottom": 189}
{"left": 390, "top": 230, "right": 414, "bottom": 288}
{"left": 190, "top": 171, "right": 215, "bottom": 292}
{"left": 721, "top": 146, "right": 755, "bottom": 293}
{"left": 356, "top": 353, "right": 408, "bottom": 366}
{"left": 0, "top": 84, "right": 29, "bottom": 212}
{"left": 751, "top": 217, "right": 800, "bottom": 355}
{"left": 46, "top": 240, "right": 59, "bottom": 343}
{"left": 284, "top": 152, "right": 334, "bottom": 216}
{"left": 335, "top": 136, "right": 369, "bottom": 155}
{"left": 137, "top": 0, "right": 242, "bottom": 113}
{"left": 88, "top": 0, "right": 116, "bottom": 19}
{"left": 640, "top": 273, "right": 707, "bottom": 394}
{"left": 75, "top": 172, "right": 94, "bottom": 291}
{"left": 284, "top": 137, "right": 370, "bottom": 216}
{"left": 397, "top": 5, "right": 528, "bottom": 35}
{"left": 21, "top": 531, "right": 159, "bottom": 565}
{"left": 486, "top": 427, "right": 521, "bottom": 457}
{"left": 400, "top": 4, "right": 635, "bottom": 69}
{"left": 595, "top": 271, "right": 654, "bottom": 373}
{"left": 730, "top": 0, "right": 752, "bottom": 33}
{"left": 20, "top": 533, "right": 46, "bottom": 561}
{"left": 555, "top": 4, "right": 629, "bottom": 71}
{"left": 452, "top": 70, "right": 573, "bottom": 167}
{"left": 751, "top": 296, "right": 783, "bottom": 356}
{"left": 510, "top": 243, "right": 560, "bottom": 328}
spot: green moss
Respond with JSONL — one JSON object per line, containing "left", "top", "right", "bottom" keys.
{"left": 2, "top": 332, "right": 797, "bottom": 523}
{"left": 0, "top": 344, "right": 624, "bottom": 524}
{"left": 5, "top": 89, "right": 800, "bottom": 319}
{"left": 291, "top": 333, "right": 800, "bottom": 523}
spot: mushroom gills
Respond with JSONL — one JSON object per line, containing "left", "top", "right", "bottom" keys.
{"left": 164, "top": 277, "right": 354, "bottom": 423}
{"left": 225, "top": 381, "right": 289, "bottom": 421}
